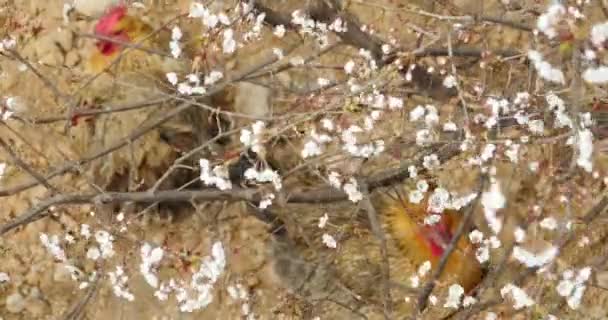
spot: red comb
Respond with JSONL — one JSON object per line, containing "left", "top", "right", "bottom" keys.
{"left": 94, "top": 5, "right": 128, "bottom": 55}
{"left": 422, "top": 219, "right": 453, "bottom": 257}
{"left": 95, "top": 5, "right": 126, "bottom": 35}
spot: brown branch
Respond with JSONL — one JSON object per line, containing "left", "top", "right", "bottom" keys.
{"left": 361, "top": 184, "right": 393, "bottom": 319}
{"left": 25, "top": 97, "right": 172, "bottom": 125}
{"left": 414, "top": 47, "right": 521, "bottom": 59}
{"left": 62, "top": 275, "right": 99, "bottom": 320}
{"left": 0, "top": 138, "right": 58, "bottom": 193}
{"left": 0, "top": 143, "right": 461, "bottom": 235}
{"left": 0, "top": 188, "right": 260, "bottom": 235}
{"left": 77, "top": 32, "right": 174, "bottom": 58}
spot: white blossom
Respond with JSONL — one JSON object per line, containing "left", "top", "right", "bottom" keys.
{"left": 423, "top": 154, "right": 440, "bottom": 170}
{"left": 177, "top": 82, "right": 193, "bottom": 95}
{"left": 344, "top": 60, "right": 355, "bottom": 74}
{"left": 223, "top": 29, "right": 236, "bottom": 54}
{"left": 317, "top": 78, "right": 330, "bottom": 86}
{"left": 583, "top": 66, "right": 608, "bottom": 84}
{"left": 343, "top": 178, "right": 363, "bottom": 203}
{"left": 244, "top": 167, "right": 282, "bottom": 191}
{"left": 108, "top": 266, "right": 135, "bottom": 301}
{"left": 170, "top": 26, "right": 182, "bottom": 58}
{"left": 556, "top": 267, "right": 591, "bottom": 309}
{"left": 259, "top": 193, "right": 275, "bottom": 209}
{"left": 469, "top": 230, "right": 484, "bottom": 244}
{"left": 540, "top": 217, "right": 558, "bottom": 231}
{"left": 536, "top": 4, "right": 565, "bottom": 39}
{"left": 166, "top": 72, "right": 178, "bottom": 85}
{"left": 204, "top": 71, "right": 223, "bottom": 85}
{"left": 463, "top": 296, "right": 477, "bottom": 307}
{"left": 505, "top": 143, "right": 520, "bottom": 163}
{"left": 301, "top": 140, "right": 322, "bottom": 158}
{"left": 328, "top": 171, "right": 342, "bottom": 189}
{"left": 410, "top": 105, "right": 426, "bottom": 121}
{"left": 428, "top": 187, "right": 450, "bottom": 213}
{"left": 0, "top": 37, "right": 15, "bottom": 52}
{"left": 388, "top": 96, "right": 403, "bottom": 109}
{"left": 512, "top": 245, "right": 558, "bottom": 268}
{"left": 500, "top": 284, "right": 534, "bottom": 309}
{"left": 416, "top": 129, "right": 433, "bottom": 146}
{"left": 443, "top": 75, "right": 457, "bottom": 88}
{"left": 410, "top": 275, "right": 420, "bottom": 288}
{"left": 86, "top": 247, "right": 100, "bottom": 260}
{"left": 175, "top": 242, "right": 226, "bottom": 312}
{"left": 408, "top": 165, "right": 418, "bottom": 178}
{"left": 322, "top": 233, "right": 337, "bottom": 248}
{"left": 273, "top": 25, "right": 286, "bottom": 38}
{"left": 476, "top": 244, "right": 490, "bottom": 263}
{"left": 591, "top": 22, "right": 608, "bottom": 48}
{"left": 318, "top": 213, "right": 329, "bottom": 229}
{"left": 329, "top": 17, "right": 347, "bottom": 32}
{"left": 40, "top": 233, "right": 66, "bottom": 262}
{"left": 95, "top": 230, "right": 115, "bottom": 258}
{"left": 199, "top": 159, "right": 232, "bottom": 190}
{"left": 444, "top": 284, "right": 464, "bottom": 308}
{"left": 576, "top": 129, "right": 593, "bottom": 173}
{"left": 140, "top": 243, "right": 164, "bottom": 288}
{"left": 481, "top": 181, "right": 505, "bottom": 234}
{"left": 514, "top": 227, "right": 526, "bottom": 243}
{"left": 443, "top": 121, "right": 458, "bottom": 132}
{"left": 418, "top": 261, "right": 432, "bottom": 276}
{"left": 409, "top": 190, "right": 424, "bottom": 204}
{"left": 321, "top": 118, "right": 334, "bottom": 131}
{"left": 81, "top": 224, "right": 91, "bottom": 239}
{"left": 528, "top": 119, "right": 544, "bottom": 134}
{"left": 272, "top": 48, "right": 284, "bottom": 59}
{"left": 424, "top": 214, "right": 442, "bottom": 225}
{"left": 528, "top": 50, "right": 565, "bottom": 85}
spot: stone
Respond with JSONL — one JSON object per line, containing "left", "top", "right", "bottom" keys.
{"left": 73, "top": 0, "right": 120, "bottom": 16}
{"left": 6, "top": 292, "right": 26, "bottom": 313}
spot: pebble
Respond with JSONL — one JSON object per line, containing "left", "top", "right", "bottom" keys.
{"left": 6, "top": 292, "right": 26, "bottom": 313}
{"left": 73, "top": 0, "right": 120, "bottom": 16}
{"left": 25, "top": 298, "right": 50, "bottom": 317}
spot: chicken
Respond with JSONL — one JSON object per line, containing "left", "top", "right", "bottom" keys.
{"left": 87, "top": 5, "right": 148, "bottom": 73}
{"left": 85, "top": 4, "right": 187, "bottom": 76}
{"left": 74, "top": 5, "right": 208, "bottom": 194}
{"left": 383, "top": 189, "right": 483, "bottom": 293}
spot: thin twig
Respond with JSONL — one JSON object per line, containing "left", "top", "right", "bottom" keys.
{"left": 0, "top": 138, "right": 59, "bottom": 193}
{"left": 2, "top": 49, "right": 68, "bottom": 101}
{"left": 25, "top": 97, "right": 172, "bottom": 124}
{"left": 62, "top": 275, "right": 99, "bottom": 320}
{"left": 361, "top": 184, "right": 393, "bottom": 319}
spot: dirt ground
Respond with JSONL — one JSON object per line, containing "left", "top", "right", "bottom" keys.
{"left": 1, "top": 1, "right": 608, "bottom": 320}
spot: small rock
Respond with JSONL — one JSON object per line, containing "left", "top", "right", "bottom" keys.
{"left": 25, "top": 298, "right": 50, "bottom": 317}
{"left": 73, "top": 0, "right": 120, "bottom": 16}
{"left": 53, "top": 28, "right": 74, "bottom": 52}
{"left": 65, "top": 51, "right": 81, "bottom": 68}
{"left": 6, "top": 292, "right": 26, "bottom": 313}
{"left": 53, "top": 264, "right": 74, "bottom": 283}
{"left": 38, "top": 51, "right": 64, "bottom": 67}
{"left": 596, "top": 270, "right": 608, "bottom": 288}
